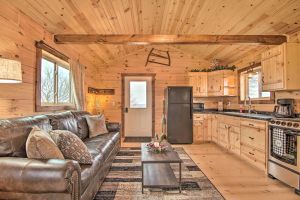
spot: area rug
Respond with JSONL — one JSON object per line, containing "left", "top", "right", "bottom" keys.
{"left": 95, "top": 147, "right": 224, "bottom": 200}
{"left": 123, "top": 137, "right": 152, "bottom": 143}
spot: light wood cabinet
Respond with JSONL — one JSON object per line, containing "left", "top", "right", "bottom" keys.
{"left": 188, "top": 70, "right": 237, "bottom": 97}
{"left": 207, "top": 71, "right": 223, "bottom": 96}
{"left": 240, "top": 118, "right": 267, "bottom": 170}
{"left": 193, "top": 114, "right": 211, "bottom": 143}
{"left": 261, "top": 42, "right": 300, "bottom": 91}
{"left": 223, "top": 70, "right": 238, "bottom": 96}
{"left": 211, "top": 114, "right": 218, "bottom": 143}
{"left": 197, "top": 113, "right": 268, "bottom": 171}
{"left": 216, "top": 116, "right": 241, "bottom": 155}
{"left": 188, "top": 72, "right": 207, "bottom": 97}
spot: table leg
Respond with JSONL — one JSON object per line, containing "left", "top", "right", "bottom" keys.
{"left": 179, "top": 162, "right": 182, "bottom": 193}
{"left": 142, "top": 162, "right": 144, "bottom": 194}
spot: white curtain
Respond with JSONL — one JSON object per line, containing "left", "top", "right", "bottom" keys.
{"left": 70, "top": 59, "right": 85, "bottom": 111}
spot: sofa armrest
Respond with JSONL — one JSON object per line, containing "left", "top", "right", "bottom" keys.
{"left": 106, "top": 122, "right": 120, "bottom": 132}
{"left": 0, "top": 157, "right": 81, "bottom": 199}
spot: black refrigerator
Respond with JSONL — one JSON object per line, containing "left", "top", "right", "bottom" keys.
{"left": 164, "top": 86, "right": 193, "bottom": 144}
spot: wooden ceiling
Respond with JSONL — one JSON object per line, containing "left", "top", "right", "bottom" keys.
{"left": 9, "top": 0, "right": 300, "bottom": 66}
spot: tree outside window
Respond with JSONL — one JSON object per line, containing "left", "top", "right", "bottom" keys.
{"left": 41, "top": 57, "right": 73, "bottom": 106}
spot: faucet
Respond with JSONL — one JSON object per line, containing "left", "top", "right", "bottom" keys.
{"left": 247, "top": 96, "right": 252, "bottom": 113}
{"left": 244, "top": 96, "right": 252, "bottom": 113}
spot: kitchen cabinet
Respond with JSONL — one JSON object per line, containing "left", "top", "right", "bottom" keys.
{"left": 217, "top": 116, "right": 241, "bottom": 155}
{"left": 240, "top": 118, "right": 267, "bottom": 170}
{"left": 211, "top": 114, "right": 218, "bottom": 143}
{"left": 223, "top": 70, "right": 238, "bottom": 96}
{"left": 261, "top": 42, "right": 300, "bottom": 91}
{"left": 188, "top": 72, "right": 207, "bottom": 97}
{"left": 193, "top": 114, "right": 211, "bottom": 143}
{"left": 188, "top": 70, "right": 237, "bottom": 97}
{"left": 194, "top": 113, "right": 268, "bottom": 171}
{"left": 207, "top": 71, "right": 223, "bottom": 96}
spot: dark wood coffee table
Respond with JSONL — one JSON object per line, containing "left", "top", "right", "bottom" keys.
{"left": 141, "top": 142, "right": 182, "bottom": 193}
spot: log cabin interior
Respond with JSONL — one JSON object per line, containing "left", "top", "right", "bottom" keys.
{"left": 1, "top": 0, "right": 300, "bottom": 199}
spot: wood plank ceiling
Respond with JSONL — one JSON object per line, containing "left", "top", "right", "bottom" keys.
{"left": 9, "top": 0, "right": 300, "bottom": 66}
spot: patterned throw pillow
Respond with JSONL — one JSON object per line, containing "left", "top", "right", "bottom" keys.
{"left": 26, "top": 126, "right": 64, "bottom": 160}
{"left": 49, "top": 130, "right": 93, "bottom": 164}
{"left": 86, "top": 114, "right": 108, "bottom": 138}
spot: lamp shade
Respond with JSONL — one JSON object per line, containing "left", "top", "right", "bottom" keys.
{"left": 0, "top": 58, "right": 22, "bottom": 83}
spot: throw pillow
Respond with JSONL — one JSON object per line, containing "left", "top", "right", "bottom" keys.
{"left": 49, "top": 130, "right": 93, "bottom": 164}
{"left": 26, "top": 126, "right": 64, "bottom": 159}
{"left": 85, "top": 114, "right": 108, "bottom": 138}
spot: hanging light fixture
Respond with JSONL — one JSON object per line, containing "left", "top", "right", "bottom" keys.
{"left": 0, "top": 58, "right": 22, "bottom": 83}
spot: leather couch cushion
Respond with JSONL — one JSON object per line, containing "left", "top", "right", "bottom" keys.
{"left": 80, "top": 132, "right": 120, "bottom": 194}
{"left": 0, "top": 115, "right": 52, "bottom": 157}
{"left": 49, "top": 130, "right": 92, "bottom": 164}
{"left": 71, "top": 111, "right": 90, "bottom": 140}
{"left": 47, "top": 112, "right": 79, "bottom": 137}
{"left": 26, "top": 126, "right": 64, "bottom": 160}
{"left": 86, "top": 115, "right": 108, "bottom": 138}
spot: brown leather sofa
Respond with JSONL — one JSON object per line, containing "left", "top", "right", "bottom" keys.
{"left": 0, "top": 111, "right": 121, "bottom": 200}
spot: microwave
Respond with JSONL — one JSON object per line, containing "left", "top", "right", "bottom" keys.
{"left": 193, "top": 103, "right": 204, "bottom": 112}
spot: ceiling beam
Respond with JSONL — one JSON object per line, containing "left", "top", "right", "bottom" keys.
{"left": 54, "top": 34, "right": 287, "bottom": 45}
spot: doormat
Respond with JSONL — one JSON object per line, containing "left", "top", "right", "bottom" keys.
{"left": 123, "top": 137, "right": 152, "bottom": 143}
{"left": 95, "top": 147, "right": 224, "bottom": 200}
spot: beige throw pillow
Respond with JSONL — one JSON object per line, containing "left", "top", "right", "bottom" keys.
{"left": 26, "top": 126, "right": 64, "bottom": 160}
{"left": 86, "top": 114, "right": 108, "bottom": 138}
{"left": 49, "top": 130, "right": 93, "bottom": 164}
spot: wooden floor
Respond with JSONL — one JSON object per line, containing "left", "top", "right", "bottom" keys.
{"left": 121, "top": 140, "right": 299, "bottom": 200}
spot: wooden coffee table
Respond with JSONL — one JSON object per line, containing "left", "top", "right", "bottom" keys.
{"left": 141, "top": 142, "right": 182, "bottom": 193}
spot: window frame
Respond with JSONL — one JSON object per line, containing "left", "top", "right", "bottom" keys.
{"left": 238, "top": 62, "right": 275, "bottom": 104}
{"left": 35, "top": 41, "right": 75, "bottom": 112}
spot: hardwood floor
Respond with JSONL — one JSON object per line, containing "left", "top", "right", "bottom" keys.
{"left": 121, "top": 140, "right": 299, "bottom": 200}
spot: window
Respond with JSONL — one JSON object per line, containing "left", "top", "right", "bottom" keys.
{"left": 36, "top": 41, "right": 75, "bottom": 112}
{"left": 41, "top": 55, "right": 72, "bottom": 105}
{"left": 130, "top": 81, "right": 147, "bottom": 108}
{"left": 239, "top": 64, "right": 274, "bottom": 104}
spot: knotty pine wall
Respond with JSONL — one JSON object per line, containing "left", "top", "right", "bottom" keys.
{"left": 94, "top": 47, "right": 210, "bottom": 133}
{"left": 0, "top": 2, "right": 97, "bottom": 119}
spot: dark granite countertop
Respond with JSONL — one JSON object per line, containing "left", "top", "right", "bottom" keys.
{"left": 193, "top": 109, "right": 274, "bottom": 121}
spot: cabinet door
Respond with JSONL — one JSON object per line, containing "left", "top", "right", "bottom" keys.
{"left": 204, "top": 115, "right": 212, "bottom": 141}
{"left": 193, "top": 120, "right": 204, "bottom": 143}
{"left": 228, "top": 126, "right": 240, "bottom": 155}
{"left": 211, "top": 115, "right": 218, "bottom": 143}
{"left": 198, "top": 73, "right": 208, "bottom": 96}
{"left": 218, "top": 122, "right": 229, "bottom": 149}
{"left": 188, "top": 74, "right": 199, "bottom": 96}
{"left": 208, "top": 72, "right": 223, "bottom": 96}
{"left": 262, "top": 45, "right": 285, "bottom": 91}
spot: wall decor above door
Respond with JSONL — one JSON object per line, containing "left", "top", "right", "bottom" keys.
{"left": 145, "top": 48, "right": 171, "bottom": 66}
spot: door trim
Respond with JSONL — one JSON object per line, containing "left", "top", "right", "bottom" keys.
{"left": 121, "top": 73, "right": 156, "bottom": 138}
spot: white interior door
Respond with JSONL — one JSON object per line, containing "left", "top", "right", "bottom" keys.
{"left": 124, "top": 76, "right": 152, "bottom": 137}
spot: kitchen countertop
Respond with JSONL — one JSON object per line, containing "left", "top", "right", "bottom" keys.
{"left": 193, "top": 109, "right": 274, "bottom": 121}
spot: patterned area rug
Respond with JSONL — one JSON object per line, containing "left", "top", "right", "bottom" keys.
{"left": 95, "top": 147, "right": 224, "bottom": 200}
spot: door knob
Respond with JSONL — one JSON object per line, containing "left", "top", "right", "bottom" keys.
{"left": 125, "top": 107, "right": 128, "bottom": 113}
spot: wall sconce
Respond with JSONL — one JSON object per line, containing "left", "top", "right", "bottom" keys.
{"left": 0, "top": 58, "right": 22, "bottom": 83}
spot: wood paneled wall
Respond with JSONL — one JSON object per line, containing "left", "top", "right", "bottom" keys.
{"left": 0, "top": 1, "right": 97, "bottom": 119}
{"left": 95, "top": 47, "right": 210, "bottom": 133}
